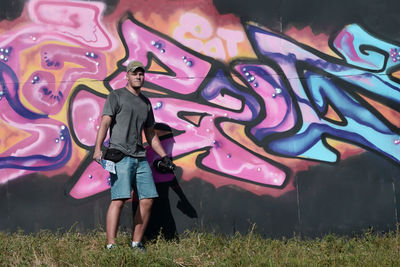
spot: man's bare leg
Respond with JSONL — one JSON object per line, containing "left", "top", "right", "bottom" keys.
{"left": 132, "top": 198, "right": 154, "bottom": 242}
{"left": 106, "top": 199, "right": 126, "bottom": 245}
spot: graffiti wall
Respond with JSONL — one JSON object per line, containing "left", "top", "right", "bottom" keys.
{"left": 1, "top": 0, "right": 400, "bottom": 237}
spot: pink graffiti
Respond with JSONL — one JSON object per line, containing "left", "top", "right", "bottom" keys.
{"left": 150, "top": 98, "right": 286, "bottom": 186}
{"left": 28, "top": 0, "right": 114, "bottom": 49}
{"left": 69, "top": 160, "right": 109, "bottom": 199}
{"left": 0, "top": 0, "right": 113, "bottom": 183}
{"left": 120, "top": 17, "right": 286, "bottom": 186}
{"left": 68, "top": 16, "right": 288, "bottom": 199}
{"left": 21, "top": 44, "right": 106, "bottom": 115}
{"left": 70, "top": 90, "right": 105, "bottom": 147}
{"left": 234, "top": 63, "right": 296, "bottom": 135}
{"left": 0, "top": 97, "right": 69, "bottom": 183}
{"left": 119, "top": 19, "right": 212, "bottom": 94}
{"left": 333, "top": 28, "right": 380, "bottom": 70}
{"left": 173, "top": 12, "right": 244, "bottom": 60}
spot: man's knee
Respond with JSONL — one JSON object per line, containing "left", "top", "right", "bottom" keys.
{"left": 139, "top": 198, "right": 154, "bottom": 210}
{"left": 110, "top": 199, "right": 127, "bottom": 209}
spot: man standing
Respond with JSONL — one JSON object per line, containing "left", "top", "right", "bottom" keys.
{"left": 93, "top": 60, "right": 174, "bottom": 251}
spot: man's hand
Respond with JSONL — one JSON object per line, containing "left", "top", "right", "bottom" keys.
{"left": 93, "top": 150, "right": 103, "bottom": 164}
{"left": 161, "top": 156, "right": 176, "bottom": 171}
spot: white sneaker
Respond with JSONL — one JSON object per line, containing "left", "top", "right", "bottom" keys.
{"left": 131, "top": 241, "right": 146, "bottom": 252}
{"left": 106, "top": 243, "right": 117, "bottom": 249}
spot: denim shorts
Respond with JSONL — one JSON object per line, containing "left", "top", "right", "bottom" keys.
{"left": 109, "top": 156, "right": 158, "bottom": 200}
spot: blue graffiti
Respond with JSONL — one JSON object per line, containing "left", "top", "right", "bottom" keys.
{"left": 246, "top": 23, "right": 400, "bottom": 163}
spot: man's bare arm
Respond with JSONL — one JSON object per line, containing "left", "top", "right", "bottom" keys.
{"left": 144, "top": 126, "right": 167, "bottom": 158}
{"left": 93, "top": 115, "right": 112, "bottom": 162}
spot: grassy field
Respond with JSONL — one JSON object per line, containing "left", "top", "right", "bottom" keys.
{"left": 1, "top": 227, "right": 400, "bottom": 266}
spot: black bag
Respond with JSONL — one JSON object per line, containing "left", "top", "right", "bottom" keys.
{"left": 103, "top": 148, "right": 125, "bottom": 163}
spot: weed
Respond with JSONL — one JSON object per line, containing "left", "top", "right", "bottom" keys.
{"left": 1, "top": 229, "right": 400, "bottom": 266}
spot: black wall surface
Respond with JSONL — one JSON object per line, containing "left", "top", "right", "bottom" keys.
{"left": 2, "top": 151, "right": 399, "bottom": 238}
{"left": 213, "top": 0, "right": 400, "bottom": 42}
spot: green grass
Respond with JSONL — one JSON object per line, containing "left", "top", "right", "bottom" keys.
{"left": 1, "top": 227, "right": 400, "bottom": 266}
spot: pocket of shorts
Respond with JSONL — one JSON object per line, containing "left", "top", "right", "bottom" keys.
{"left": 104, "top": 148, "right": 125, "bottom": 163}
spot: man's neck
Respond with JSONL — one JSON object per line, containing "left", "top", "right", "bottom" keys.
{"left": 125, "top": 85, "right": 141, "bottom": 96}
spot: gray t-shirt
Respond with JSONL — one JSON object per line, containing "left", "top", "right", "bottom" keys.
{"left": 102, "top": 87, "right": 155, "bottom": 157}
